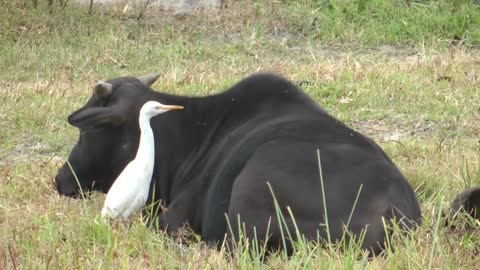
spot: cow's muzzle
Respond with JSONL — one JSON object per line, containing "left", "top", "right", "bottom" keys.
{"left": 54, "top": 166, "right": 81, "bottom": 198}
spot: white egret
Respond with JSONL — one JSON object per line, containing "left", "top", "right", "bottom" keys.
{"left": 102, "top": 101, "right": 183, "bottom": 221}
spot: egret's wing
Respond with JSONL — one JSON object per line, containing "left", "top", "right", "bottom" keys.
{"left": 102, "top": 204, "right": 120, "bottom": 219}
{"left": 102, "top": 162, "right": 139, "bottom": 218}
{"left": 121, "top": 192, "right": 148, "bottom": 220}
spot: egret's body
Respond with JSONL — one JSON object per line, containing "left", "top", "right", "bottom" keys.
{"left": 102, "top": 101, "right": 183, "bottom": 221}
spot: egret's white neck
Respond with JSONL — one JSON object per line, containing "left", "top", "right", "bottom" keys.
{"left": 138, "top": 114, "right": 154, "bottom": 135}
{"left": 134, "top": 114, "right": 156, "bottom": 182}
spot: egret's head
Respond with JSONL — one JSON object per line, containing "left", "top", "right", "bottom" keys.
{"left": 141, "top": 101, "right": 184, "bottom": 119}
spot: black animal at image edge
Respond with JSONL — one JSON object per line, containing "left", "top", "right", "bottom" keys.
{"left": 54, "top": 72, "right": 480, "bottom": 255}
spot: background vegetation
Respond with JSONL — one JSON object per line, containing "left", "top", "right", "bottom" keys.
{"left": 1, "top": 0, "right": 480, "bottom": 268}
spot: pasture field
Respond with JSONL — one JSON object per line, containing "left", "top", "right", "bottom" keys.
{"left": 1, "top": 0, "right": 480, "bottom": 269}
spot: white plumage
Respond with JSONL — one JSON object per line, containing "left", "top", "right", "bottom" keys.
{"left": 102, "top": 101, "right": 183, "bottom": 221}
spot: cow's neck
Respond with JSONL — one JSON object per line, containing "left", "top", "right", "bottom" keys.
{"left": 146, "top": 92, "right": 223, "bottom": 203}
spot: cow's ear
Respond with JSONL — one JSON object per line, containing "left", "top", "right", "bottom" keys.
{"left": 448, "top": 186, "right": 480, "bottom": 223}
{"left": 93, "top": 81, "right": 113, "bottom": 99}
{"left": 138, "top": 73, "right": 160, "bottom": 87}
{"left": 67, "top": 105, "right": 127, "bottom": 129}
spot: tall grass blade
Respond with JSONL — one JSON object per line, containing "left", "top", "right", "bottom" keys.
{"left": 317, "top": 149, "right": 331, "bottom": 244}
{"left": 66, "top": 160, "right": 85, "bottom": 201}
{"left": 266, "top": 181, "right": 290, "bottom": 257}
{"left": 428, "top": 197, "right": 445, "bottom": 270}
{"left": 346, "top": 184, "right": 363, "bottom": 229}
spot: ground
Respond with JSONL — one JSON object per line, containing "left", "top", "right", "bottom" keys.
{"left": 1, "top": 0, "right": 480, "bottom": 269}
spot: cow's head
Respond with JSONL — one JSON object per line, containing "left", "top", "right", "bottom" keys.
{"left": 54, "top": 73, "right": 161, "bottom": 197}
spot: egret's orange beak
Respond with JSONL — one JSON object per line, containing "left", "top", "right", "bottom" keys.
{"left": 159, "top": 105, "right": 184, "bottom": 110}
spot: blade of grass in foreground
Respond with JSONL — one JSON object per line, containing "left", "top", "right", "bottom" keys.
{"left": 66, "top": 160, "right": 86, "bottom": 202}
{"left": 317, "top": 149, "right": 331, "bottom": 244}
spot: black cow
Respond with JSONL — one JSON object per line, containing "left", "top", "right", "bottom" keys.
{"left": 55, "top": 72, "right": 422, "bottom": 255}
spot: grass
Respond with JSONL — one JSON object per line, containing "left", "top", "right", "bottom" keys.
{"left": 1, "top": 0, "right": 480, "bottom": 268}
{"left": 291, "top": 0, "right": 480, "bottom": 45}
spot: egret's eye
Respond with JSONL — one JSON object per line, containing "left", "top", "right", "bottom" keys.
{"left": 155, "top": 106, "right": 162, "bottom": 110}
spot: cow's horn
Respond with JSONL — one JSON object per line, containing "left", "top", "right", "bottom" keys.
{"left": 138, "top": 73, "right": 160, "bottom": 87}
{"left": 93, "top": 81, "right": 113, "bottom": 98}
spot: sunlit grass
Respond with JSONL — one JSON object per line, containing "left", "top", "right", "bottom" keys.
{"left": 1, "top": 0, "right": 480, "bottom": 269}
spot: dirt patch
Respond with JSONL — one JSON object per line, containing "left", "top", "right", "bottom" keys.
{"left": 350, "top": 116, "right": 480, "bottom": 143}
{"left": 73, "top": 0, "right": 221, "bottom": 13}
{"left": 0, "top": 137, "right": 66, "bottom": 167}
{"left": 349, "top": 119, "right": 438, "bottom": 142}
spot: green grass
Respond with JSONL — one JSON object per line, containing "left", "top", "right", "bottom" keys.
{"left": 290, "top": 0, "right": 480, "bottom": 45}
{"left": 1, "top": 0, "right": 480, "bottom": 269}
